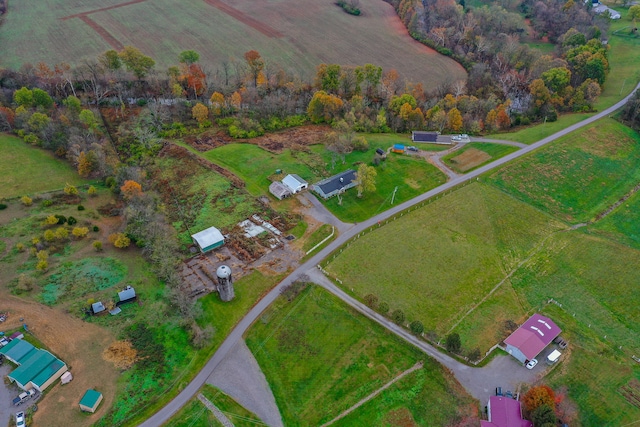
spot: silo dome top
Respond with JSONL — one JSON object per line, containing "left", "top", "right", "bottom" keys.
{"left": 216, "top": 265, "right": 232, "bottom": 279}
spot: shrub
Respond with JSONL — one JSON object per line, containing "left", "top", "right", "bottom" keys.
{"left": 43, "top": 215, "right": 58, "bottom": 226}
{"left": 87, "top": 185, "right": 97, "bottom": 196}
{"left": 377, "top": 301, "right": 389, "bottom": 314}
{"left": 43, "top": 229, "right": 55, "bottom": 242}
{"left": 410, "top": 320, "right": 424, "bottom": 335}
{"left": 64, "top": 183, "right": 78, "bottom": 196}
{"left": 16, "top": 243, "right": 25, "bottom": 252}
{"left": 391, "top": 309, "right": 405, "bottom": 324}
{"left": 0, "top": 203, "right": 7, "bottom": 210}
{"left": 41, "top": 199, "right": 53, "bottom": 207}
{"left": 67, "top": 216, "right": 77, "bottom": 225}
{"left": 16, "top": 274, "right": 35, "bottom": 293}
{"left": 55, "top": 227, "right": 69, "bottom": 240}
{"left": 21, "top": 196, "right": 33, "bottom": 206}
{"left": 364, "top": 293, "right": 379, "bottom": 309}
{"left": 36, "top": 260, "right": 48, "bottom": 271}
{"left": 92, "top": 240, "right": 103, "bottom": 251}
{"left": 109, "top": 232, "right": 131, "bottom": 248}
{"left": 54, "top": 214, "right": 67, "bottom": 224}
{"left": 72, "top": 227, "right": 89, "bottom": 239}
{"left": 445, "top": 333, "right": 462, "bottom": 353}
{"left": 467, "top": 347, "right": 481, "bottom": 362}
{"left": 93, "top": 225, "right": 100, "bottom": 232}
{"left": 77, "top": 205, "right": 85, "bottom": 211}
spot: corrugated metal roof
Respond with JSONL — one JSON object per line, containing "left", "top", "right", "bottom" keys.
{"left": 118, "top": 286, "right": 136, "bottom": 302}
{"left": 9, "top": 348, "right": 65, "bottom": 388}
{"left": 192, "top": 226, "right": 224, "bottom": 249}
{"left": 0, "top": 339, "right": 35, "bottom": 364}
{"left": 504, "top": 314, "right": 561, "bottom": 360}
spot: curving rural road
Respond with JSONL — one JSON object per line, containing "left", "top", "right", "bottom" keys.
{"left": 140, "top": 83, "right": 640, "bottom": 427}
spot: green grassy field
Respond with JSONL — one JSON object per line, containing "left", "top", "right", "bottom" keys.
{"left": 0, "top": 0, "right": 465, "bottom": 87}
{"left": 164, "top": 384, "right": 262, "bottom": 427}
{"left": 0, "top": 134, "right": 88, "bottom": 199}
{"left": 488, "top": 118, "right": 640, "bottom": 223}
{"left": 324, "top": 183, "right": 563, "bottom": 343}
{"left": 201, "top": 139, "right": 447, "bottom": 223}
{"left": 591, "top": 186, "right": 640, "bottom": 250}
{"left": 441, "top": 142, "right": 519, "bottom": 173}
{"left": 486, "top": 113, "right": 593, "bottom": 145}
{"left": 245, "top": 284, "right": 475, "bottom": 426}
{"left": 364, "top": 133, "right": 451, "bottom": 152}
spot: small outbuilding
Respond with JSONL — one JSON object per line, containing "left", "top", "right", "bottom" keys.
{"left": 269, "top": 181, "right": 292, "bottom": 200}
{"left": 504, "top": 314, "right": 561, "bottom": 364}
{"left": 546, "top": 349, "right": 562, "bottom": 365}
{"left": 191, "top": 226, "right": 225, "bottom": 253}
{"left": 411, "top": 131, "right": 439, "bottom": 142}
{"left": 118, "top": 286, "right": 136, "bottom": 303}
{"left": 1, "top": 339, "right": 68, "bottom": 392}
{"left": 91, "top": 301, "right": 106, "bottom": 314}
{"left": 282, "top": 174, "right": 308, "bottom": 194}
{"left": 392, "top": 144, "right": 405, "bottom": 153}
{"left": 79, "top": 389, "right": 103, "bottom": 413}
{"left": 312, "top": 170, "right": 357, "bottom": 199}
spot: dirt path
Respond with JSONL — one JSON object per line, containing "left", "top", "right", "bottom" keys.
{"left": 197, "top": 394, "right": 235, "bottom": 427}
{"left": 319, "top": 361, "right": 423, "bottom": 427}
{"left": 60, "top": 0, "right": 148, "bottom": 20}
{"left": 202, "top": 0, "right": 283, "bottom": 38}
{"left": 0, "top": 295, "right": 119, "bottom": 427}
{"left": 78, "top": 15, "right": 124, "bottom": 50}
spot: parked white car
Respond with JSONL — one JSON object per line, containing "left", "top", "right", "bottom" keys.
{"left": 451, "top": 134, "right": 470, "bottom": 142}
{"left": 526, "top": 358, "right": 538, "bottom": 369}
{"left": 16, "top": 411, "right": 25, "bottom": 427}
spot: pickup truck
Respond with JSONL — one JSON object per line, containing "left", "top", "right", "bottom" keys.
{"left": 12, "top": 390, "right": 36, "bottom": 406}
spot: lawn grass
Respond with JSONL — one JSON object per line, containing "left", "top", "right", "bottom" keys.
{"left": 201, "top": 139, "right": 446, "bottom": 223}
{"left": 0, "top": 0, "right": 465, "bottom": 87}
{"left": 302, "top": 223, "right": 334, "bottom": 253}
{"left": 525, "top": 41, "right": 556, "bottom": 54}
{"left": 488, "top": 118, "right": 640, "bottom": 223}
{"left": 486, "top": 113, "right": 592, "bottom": 145}
{"left": 441, "top": 142, "right": 520, "bottom": 173}
{"left": 0, "top": 134, "right": 88, "bottom": 199}
{"left": 201, "top": 143, "right": 321, "bottom": 197}
{"left": 324, "top": 182, "right": 563, "bottom": 339}
{"left": 164, "top": 384, "right": 262, "bottom": 427}
{"left": 245, "top": 284, "right": 475, "bottom": 426}
{"left": 364, "top": 133, "right": 451, "bottom": 152}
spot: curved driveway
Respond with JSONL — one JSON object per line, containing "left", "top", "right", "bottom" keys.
{"left": 141, "top": 83, "right": 640, "bottom": 427}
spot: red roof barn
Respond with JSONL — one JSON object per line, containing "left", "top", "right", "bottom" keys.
{"left": 504, "top": 314, "right": 561, "bottom": 364}
{"left": 481, "top": 396, "right": 532, "bottom": 427}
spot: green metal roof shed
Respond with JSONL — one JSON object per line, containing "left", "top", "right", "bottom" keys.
{"left": 191, "top": 226, "right": 224, "bottom": 253}
{"left": 8, "top": 348, "right": 68, "bottom": 392}
{"left": 79, "top": 389, "right": 103, "bottom": 413}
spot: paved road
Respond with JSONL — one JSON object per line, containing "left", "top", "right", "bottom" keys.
{"left": 140, "top": 83, "right": 640, "bottom": 427}
{"left": 471, "top": 137, "right": 527, "bottom": 148}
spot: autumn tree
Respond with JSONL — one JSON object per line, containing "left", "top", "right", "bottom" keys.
{"left": 93, "top": 240, "right": 103, "bottom": 251}
{"left": 315, "top": 64, "right": 342, "bottom": 93}
{"left": 244, "top": 50, "right": 264, "bottom": 87}
{"left": 191, "top": 102, "right": 210, "bottom": 126}
{"left": 64, "top": 183, "right": 79, "bottom": 196}
{"left": 119, "top": 46, "right": 155, "bottom": 79}
{"left": 447, "top": 107, "right": 463, "bottom": 132}
{"left": 210, "top": 92, "right": 226, "bottom": 116}
{"left": 120, "top": 180, "right": 143, "bottom": 200}
{"left": 77, "top": 151, "right": 98, "bottom": 177}
{"left": 531, "top": 404, "right": 557, "bottom": 427}
{"left": 72, "top": 227, "right": 89, "bottom": 239}
{"left": 307, "top": 91, "right": 344, "bottom": 123}
{"left": 529, "top": 79, "right": 551, "bottom": 108}
{"left": 630, "top": 5, "right": 640, "bottom": 19}
{"left": 355, "top": 163, "right": 377, "bottom": 198}
{"left": 180, "top": 63, "right": 207, "bottom": 97}
{"left": 523, "top": 385, "right": 556, "bottom": 413}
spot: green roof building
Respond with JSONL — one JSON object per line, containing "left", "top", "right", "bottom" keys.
{"left": 1, "top": 339, "right": 67, "bottom": 392}
{"left": 191, "top": 226, "right": 225, "bottom": 253}
{"left": 79, "top": 389, "right": 103, "bottom": 413}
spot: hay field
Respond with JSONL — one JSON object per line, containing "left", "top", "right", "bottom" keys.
{"left": 0, "top": 0, "right": 466, "bottom": 87}
{"left": 324, "top": 183, "right": 564, "bottom": 337}
{"left": 489, "top": 119, "right": 640, "bottom": 223}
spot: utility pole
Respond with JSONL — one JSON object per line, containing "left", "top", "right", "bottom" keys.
{"left": 391, "top": 186, "right": 398, "bottom": 205}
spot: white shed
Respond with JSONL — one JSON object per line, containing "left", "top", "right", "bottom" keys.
{"left": 282, "top": 174, "right": 308, "bottom": 194}
{"left": 191, "top": 226, "right": 225, "bottom": 253}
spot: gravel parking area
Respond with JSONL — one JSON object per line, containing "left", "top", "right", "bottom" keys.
{"left": 207, "top": 340, "right": 283, "bottom": 427}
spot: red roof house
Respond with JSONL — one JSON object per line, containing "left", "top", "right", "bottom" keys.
{"left": 481, "top": 396, "right": 532, "bottom": 427}
{"left": 504, "top": 314, "right": 561, "bottom": 364}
